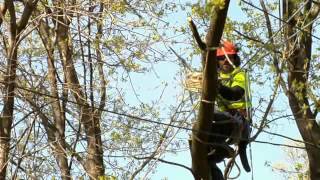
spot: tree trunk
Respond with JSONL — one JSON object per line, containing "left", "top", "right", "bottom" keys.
{"left": 191, "top": 1, "right": 230, "bottom": 179}
{"left": 283, "top": 1, "right": 320, "bottom": 179}
{"left": 287, "top": 51, "right": 320, "bottom": 179}
{"left": 0, "top": 42, "right": 18, "bottom": 179}
{"left": 0, "top": 1, "right": 38, "bottom": 178}
{"left": 54, "top": 2, "right": 105, "bottom": 178}
{"left": 36, "top": 19, "right": 71, "bottom": 179}
{"left": 288, "top": 62, "right": 320, "bottom": 179}
{"left": 56, "top": 22, "right": 105, "bottom": 180}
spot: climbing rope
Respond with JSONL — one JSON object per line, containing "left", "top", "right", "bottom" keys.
{"left": 184, "top": 71, "right": 203, "bottom": 92}
{"left": 224, "top": 151, "right": 241, "bottom": 179}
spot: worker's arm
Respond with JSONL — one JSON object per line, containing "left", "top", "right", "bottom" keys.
{"left": 218, "top": 85, "right": 244, "bottom": 101}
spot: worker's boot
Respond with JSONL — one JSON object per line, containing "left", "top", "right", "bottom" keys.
{"left": 209, "top": 162, "right": 224, "bottom": 180}
{"left": 239, "top": 121, "right": 251, "bottom": 172}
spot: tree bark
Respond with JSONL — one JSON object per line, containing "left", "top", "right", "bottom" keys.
{"left": 0, "top": 1, "right": 38, "bottom": 178}
{"left": 283, "top": 1, "right": 320, "bottom": 179}
{"left": 191, "top": 1, "right": 230, "bottom": 179}
{"left": 54, "top": 1, "right": 105, "bottom": 178}
{"left": 36, "top": 18, "right": 71, "bottom": 180}
{"left": 0, "top": 40, "right": 18, "bottom": 180}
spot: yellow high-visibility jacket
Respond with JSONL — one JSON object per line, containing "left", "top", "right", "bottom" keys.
{"left": 217, "top": 67, "right": 251, "bottom": 111}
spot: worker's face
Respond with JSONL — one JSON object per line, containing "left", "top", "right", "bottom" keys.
{"left": 217, "top": 55, "right": 235, "bottom": 73}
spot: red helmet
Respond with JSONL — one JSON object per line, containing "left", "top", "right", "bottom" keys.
{"left": 216, "top": 40, "right": 237, "bottom": 56}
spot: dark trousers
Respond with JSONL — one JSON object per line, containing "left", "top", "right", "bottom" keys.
{"left": 208, "top": 111, "right": 250, "bottom": 178}
{"left": 208, "top": 111, "right": 243, "bottom": 162}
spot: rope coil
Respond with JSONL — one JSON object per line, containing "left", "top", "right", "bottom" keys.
{"left": 184, "top": 71, "right": 203, "bottom": 92}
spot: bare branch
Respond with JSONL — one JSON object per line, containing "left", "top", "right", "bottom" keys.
{"left": 259, "top": 0, "right": 288, "bottom": 93}
{"left": 234, "top": 29, "right": 262, "bottom": 44}
{"left": 169, "top": 46, "right": 192, "bottom": 71}
{"left": 0, "top": 2, "right": 8, "bottom": 27}
{"left": 17, "top": 0, "right": 39, "bottom": 33}
{"left": 95, "top": 3, "right": 106, "bottom": 113}
{"left": 307, "top": 0, "right": 320, "bottom": 20}
{"left": 250, "top": 76, "right": 280, "bottom": 141}
{"left": 188, "top": 18, "right": 206, "bottom": 51}
{"left": 12, "top": 117, "right": 36, "bottom": 180}
{"left": 6, "top": 0, "right": 17, "bottom": 37}
{"left": 134, "top": 156, "right": 196, "bottom": 179}
{"left": 130, "top": 121, "right": 171, "bottom": 180}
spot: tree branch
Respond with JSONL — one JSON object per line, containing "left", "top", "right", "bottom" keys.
{"left": 17, "top": 0, "right": 39, "bottom": 33}
{"left": 130, "top": 121, "right": 171, "bottom": 180}
{"left": 0, "top": 2, "right": 7, "bottom": 27}
{"left": 96, "top": 3, "right": 106, "bottom": 113}
{"left": 234, "top": 29, "right": 262, "bottom": 44}
{"left": 259, "top": 0, "right": 288, "bottom": 94}
{"left": 250, "top": 76, "right": 280, "bottom": 141}
{"left": 134, "top": 156, "right": 196, "bottom": 179}
{"left": 188, "top": 18, "right": 206, "bottom": 51}
{"left": 5, "top": 0, "right": 17, "bottom": 37}
{"left": 169, "top": 46, "right": 192, "bottom": 71}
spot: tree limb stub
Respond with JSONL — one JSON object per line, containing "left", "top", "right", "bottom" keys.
{"left": 188, "top": 17, "right": 206, "bottom": 51}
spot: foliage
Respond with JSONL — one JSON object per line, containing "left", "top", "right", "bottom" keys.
{"left": 0, "top": 0, "right": 192, "bottom": 179}
{"left": 271, "top": 142, "right": 309, "bottom": 180}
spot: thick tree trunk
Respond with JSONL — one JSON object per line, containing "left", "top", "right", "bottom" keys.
{"left": 283, "top": 1, "right": 320, "bottom": 179}
{"left": 306, "top": 142, "right": 320, "bottom": 179}
{"left": 48, "top": 52, "right": 71, "bottom": 180}
{"left": 0, "top": 1, "right": 18, "bottom": 178}
{"left": 288, "top": 55, "right": 320, "bottom": 179}
{"left": 288, "top": 71, "right": 320, "bottom": 179}
{"left": 191, "top": 1, "right": 230, "bottom": 179}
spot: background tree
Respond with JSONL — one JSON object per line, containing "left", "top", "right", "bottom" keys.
{"left": 282, "top": 1, "right": 320, "bottom": 179}
{"left": 0, "top": 1, "right": 39, "bottom": 179}
{"left": 1, "top": 0, "right": 192, "bottom": 179}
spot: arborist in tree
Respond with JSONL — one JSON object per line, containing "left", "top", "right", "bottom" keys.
{"left": 208, "top": 40, "right": 251, "bottom": 177}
